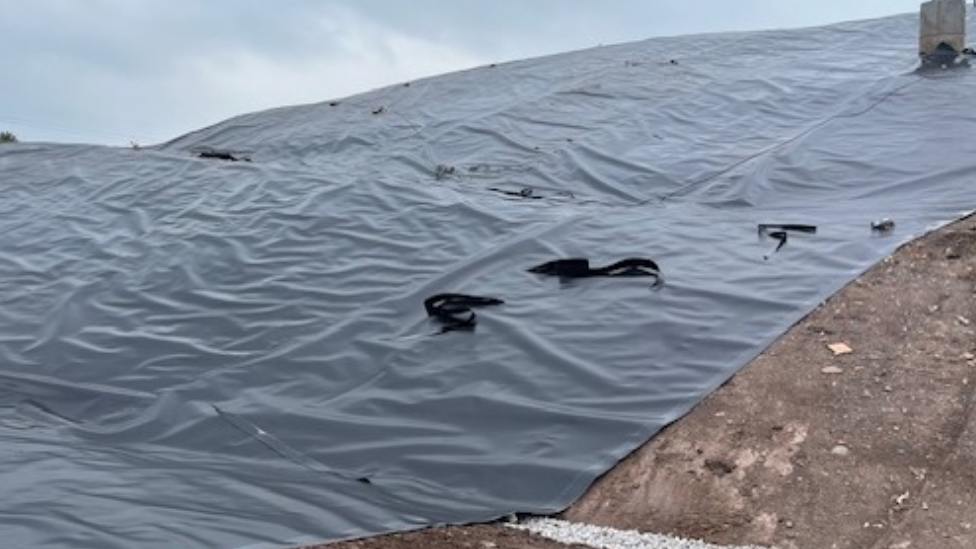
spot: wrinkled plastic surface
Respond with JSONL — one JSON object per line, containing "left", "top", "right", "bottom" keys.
{"left": 2, "top": 13, "right": 976, "bottom": 549}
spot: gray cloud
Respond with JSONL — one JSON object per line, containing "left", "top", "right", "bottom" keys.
{"left": 0, "top": 0, "right": 922, "bottom": 144}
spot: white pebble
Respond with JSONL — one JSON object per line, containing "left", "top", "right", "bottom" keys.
{"left": 509, "top": 518, "right": 780, "bottom": 549}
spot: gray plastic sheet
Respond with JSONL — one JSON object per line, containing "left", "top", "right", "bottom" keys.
{"left": 2, "top": 12, "right": 976, "bottom": 549}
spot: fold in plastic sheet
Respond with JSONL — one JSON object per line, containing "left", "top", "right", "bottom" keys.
{"left": 2, "top": 12, "right": 976, "bottom": 549}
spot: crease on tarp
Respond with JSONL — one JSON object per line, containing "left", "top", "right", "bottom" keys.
{"left": 212, "top": 403, "right": 371, "bottom": 483}
{"left": 210, "top": 404, "right": 488, "bottom": 517}
{"left": 0, "top": 370, "right": 156, "bottom": 401}
{"left": 648, "top": 75, "right": 924, "bottom": 205}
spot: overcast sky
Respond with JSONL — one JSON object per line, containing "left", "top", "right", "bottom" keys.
{"left": 0, "top": 0, "right": 923, "bottom": 145}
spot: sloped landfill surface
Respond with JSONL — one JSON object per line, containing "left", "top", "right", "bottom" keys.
{"left": 2, "top": 12, "right": 976, "bottom": 549}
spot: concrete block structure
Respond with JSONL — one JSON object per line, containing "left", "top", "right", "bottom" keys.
{"left": 919, "top": 0, "right": 966, "bottom": 55}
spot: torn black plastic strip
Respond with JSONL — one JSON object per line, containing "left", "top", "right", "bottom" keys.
{"left": 766, "top": 230, "right": 789, "bottom": 255}
{"left": 758, "top": 224, "right": 817, "bottom": 259}
{"left": 195, "top": 148, "right": 252, "bottom": 162}
{"left": 487, "top": 186, "right": 576, "bottom": 200}
{"left": 528, "top": 258, "right": 663, "bottom": 286}
{"left": 424, "top": 293, "right": 505, "bottom": 332}
{"left": 488, "top": 186, "right": 544, "bottom": 199}
{"left": 757, "top": 224, "right": 817, "bottom": 234}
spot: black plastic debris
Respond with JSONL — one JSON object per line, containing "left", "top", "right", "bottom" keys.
{"left": 197, "top": 149, "right": 251, "bottom": 162}
{"left": 490, "top": 186, "right": 542, "bottom": 199}
{"left": 488, "top": 186, "right": 575, "bottom": 200}
{"left": 434, "top": 165, "right": 456, "bottom": 180}
{"left": 920, "top": 41, "right": 970, "bottom": 69}
{"left": 758, "top": 224, "right": 817, "bottom": 258}
{"left": 424, "top": 293, "right": 505, "bottom": 331}
{"left": 528, "top": 258, "right": 663, "bottom": 286}
{"left": 871, "top": 218, "right": 896, "bottom": 232}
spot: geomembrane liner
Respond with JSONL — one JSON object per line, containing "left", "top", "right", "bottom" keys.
{"left": 1, "top": 12, "right": 975, "bottom": 549}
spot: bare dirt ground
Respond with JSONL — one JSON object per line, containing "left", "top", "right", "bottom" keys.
{"left": 317, "top": 216, "right": 976, "bottom": 549}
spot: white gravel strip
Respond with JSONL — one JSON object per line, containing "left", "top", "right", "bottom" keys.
{"left": 510, "top": 518, "right": 775, "bottom": 549}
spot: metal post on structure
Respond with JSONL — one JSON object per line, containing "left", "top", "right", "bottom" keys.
{"left": 919, "top": 0, "right": 966, "bottom": 56}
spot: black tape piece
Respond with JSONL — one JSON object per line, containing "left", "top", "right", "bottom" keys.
{"left": 424, "top": 294, "right": 505, "bottom": 331}
{"left": 489, "top": 187, "right": 544, "bottom": 199}
{"left": 758, "top": 224, "right": 817, "bottom": 258}
{"left": 528, "top": 258, "right": 663, "bottom": 286}
{"left": 487, "top": 186, "right": 576, "bottom": 200}
{"left": 197, "top": 149, "right": 252, "bottom": 162}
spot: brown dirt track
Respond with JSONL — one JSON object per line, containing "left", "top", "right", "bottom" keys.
{"left": 317, "top": 215, "right": 976, "bottom": 549}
